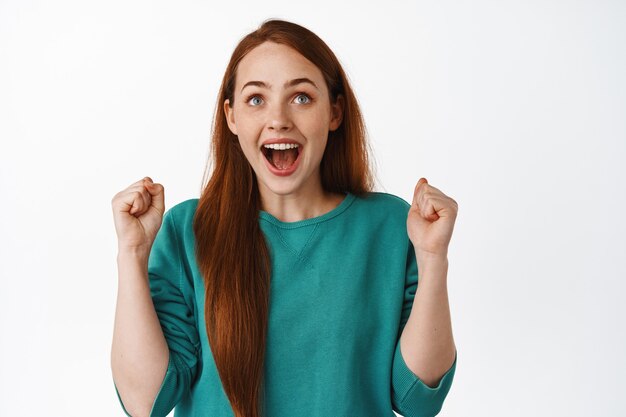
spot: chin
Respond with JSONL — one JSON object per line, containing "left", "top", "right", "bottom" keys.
{"left": 261, "top": 179, "right": 300, "bottom": 196}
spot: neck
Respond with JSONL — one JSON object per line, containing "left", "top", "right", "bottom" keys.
{"left": 258, "top": 179, "right": 344, "bottom": 223}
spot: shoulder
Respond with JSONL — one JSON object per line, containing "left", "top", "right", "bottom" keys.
{"left": 349, "top": 191, "right": 412, "bottom": 231}
{"left": 344, "top": 191, "right": 412, "bottom": 250}
{"left": 164, "top": 198, "right": 200, "bottom": 227}
{"left": 354, "top": 191, "right": 411, "bottom": 214}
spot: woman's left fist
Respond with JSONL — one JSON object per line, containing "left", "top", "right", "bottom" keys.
{"left": 407, "top": 178, "right": 458, "bottom": 259}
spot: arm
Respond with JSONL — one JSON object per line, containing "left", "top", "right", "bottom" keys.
{"left": 391, "top": 243, "right": 457, "bottom": 417}
{"left": 399, "top": 253, "right": 456, "bottom": 388}
{"left": 392, "top": 178, "right": 458, "bottom": 416}
{"left": 111, "top": 210, "right": 201, "bottom": 417}
{"left": 111, "top": 252, "right": 170, "bottom": 417}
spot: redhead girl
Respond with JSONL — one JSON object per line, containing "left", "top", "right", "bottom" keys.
{"left": 111, "top": 18, "right": 458, "bottom": 417}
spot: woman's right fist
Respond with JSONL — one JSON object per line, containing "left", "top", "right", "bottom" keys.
{"left": 111, "top": 176, "right": 165, "bottom": 254}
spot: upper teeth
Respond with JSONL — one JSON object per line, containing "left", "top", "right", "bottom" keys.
{"left": 263, "top": 143, "right": 299, "bottom": 150}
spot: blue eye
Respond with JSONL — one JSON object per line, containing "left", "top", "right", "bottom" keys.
{"left": 294, "top": 93, "right": 311, "bottom": 104}
{"left": 247, "top": 95, "right": 263, "bottom": 106}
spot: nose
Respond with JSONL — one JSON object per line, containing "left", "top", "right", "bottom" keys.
{"left": 267, "top": 102, "right": 293, "bottom": 132}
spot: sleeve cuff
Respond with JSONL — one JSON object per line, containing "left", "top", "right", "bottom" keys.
{"left": 391, "top": 341, "right": 457, "bottom": 417}
{"left": 148, "top": 352, "right": 179, "bottom": 416}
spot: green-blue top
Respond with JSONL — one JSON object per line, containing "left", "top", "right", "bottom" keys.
{"left": 113, "top": 191, "right": 457, "bottom": 417}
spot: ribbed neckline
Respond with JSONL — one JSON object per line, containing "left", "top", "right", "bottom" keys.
{"left": 259, "top": 192, "right": 356, "bottom": 229}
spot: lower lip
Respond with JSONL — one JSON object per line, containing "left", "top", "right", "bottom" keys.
{"left": 262, "top": 147, "right": 302, "bottom": 176}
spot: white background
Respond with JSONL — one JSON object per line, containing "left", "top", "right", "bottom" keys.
{"left": 1, "top": 1, "right": 625, "bottom": 416}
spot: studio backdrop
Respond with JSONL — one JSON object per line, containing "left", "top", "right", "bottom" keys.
{"left": 0, "top": 1, "right": 624, "bottom": 416}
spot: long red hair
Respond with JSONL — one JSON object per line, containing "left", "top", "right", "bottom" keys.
{"left": 192, "top": 18, "right": 376, "bottom": 417}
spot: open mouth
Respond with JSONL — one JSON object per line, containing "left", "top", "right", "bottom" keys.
{"left": 261, "top": 145, "right": 301, "bottom": 170}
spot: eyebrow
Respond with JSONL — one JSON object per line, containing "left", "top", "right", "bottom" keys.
{"left": 240, "top": 78, "right": 319, "bottom": 93}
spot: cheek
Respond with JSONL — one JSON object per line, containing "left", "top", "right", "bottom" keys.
{"left": 235, "top": 133, "right": 258, "bottom": 159}
{"left": 233, "top": 113, "right": 261, "bottom": 147}
{"left": 296, "top": 109, "right": 329, "bottom": 133}
{"left": 240, "top": 140, "right": 259, "bottom": 159}
{"left": 236, "top": 114, "right": 265, "bottom": 138}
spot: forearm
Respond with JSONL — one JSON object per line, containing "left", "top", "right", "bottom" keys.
{"left": 111, "top": 252, "right": 170, "bottom": 417}
{"left": 399, "top": 253, "right": 456, "bottom": 388}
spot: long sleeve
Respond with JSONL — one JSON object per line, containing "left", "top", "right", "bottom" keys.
{"left": 113, "top": 208, "right": 201, "bottom": 417}
{"left": 391, "top": 239, "right": 457, "bottom": 417}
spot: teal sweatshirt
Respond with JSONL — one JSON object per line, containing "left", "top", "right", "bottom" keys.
{"left": 113, "top": 191, "right": 457, "bottom": 417}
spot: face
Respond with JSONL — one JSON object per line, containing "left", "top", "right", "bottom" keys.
{"left": 224, "top": 41, "right": 343, "bottom": 199}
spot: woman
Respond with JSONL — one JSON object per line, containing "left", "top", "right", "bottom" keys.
{"left": 111, "top": 18, "right": 458, "bottom": 417}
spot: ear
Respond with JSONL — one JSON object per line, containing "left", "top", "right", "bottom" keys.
{"left": 224, "top": 98, "right": 238, "bottom": 135}
{"left": 329, "top": 94, "right": 344, "bottom": 132}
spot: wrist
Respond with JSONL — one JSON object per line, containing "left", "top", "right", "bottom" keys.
{"left": 117, "top": 247, "right": 151, "bottom": 263}
{"left": 416, "top": 252, "right": 449, "bottom": 286}
{"left": 416, "top": 250, "right": 448, "bottom": 265}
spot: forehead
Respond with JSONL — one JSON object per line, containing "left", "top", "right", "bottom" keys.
{"left": 235, "top": 42, "right": 326, "bottom": 91}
